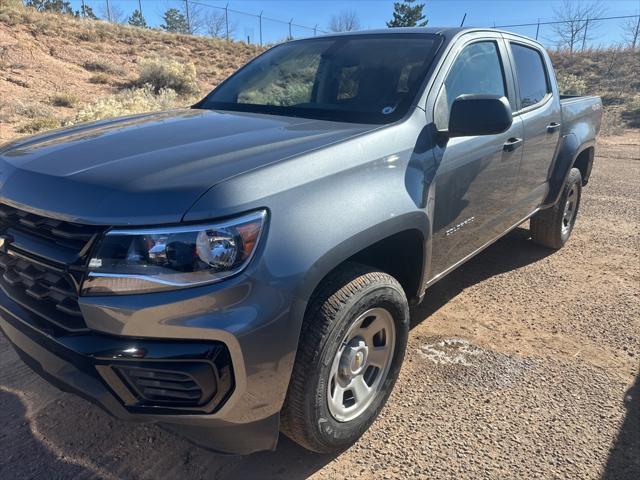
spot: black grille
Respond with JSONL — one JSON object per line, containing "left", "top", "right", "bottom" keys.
{"left": 0, "top": 251, "right": 86, "bottom": 331}
{"left": 0, "top": 204, "right": 104, "bottom": 332}
{"left": 0, "top": 204, "right": 99, "bottom": 253}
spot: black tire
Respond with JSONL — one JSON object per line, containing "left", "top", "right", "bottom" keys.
{"left": 281, "top": 263, "right": 409, "bottom": 453}
{"left": 530, "top": 167, "right": 582, "bottom": 249}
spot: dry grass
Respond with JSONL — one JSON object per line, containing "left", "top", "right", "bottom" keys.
{"left": 73, "top": 86, "right": 183, "bottom": 123}
{"left": 17, "top": 116, "right": 60, "bottom": 134}
{"left": 550, "top": 48, "right": 639, "bottom": 134}
{"left": 49, "top": 93, "right": 77, "bottom": 108}
{"left": 135, "top": 58, "right": 199, "bottom": 96}
{"left": 0, "top": 5, "right": 263, "bottom": 141}
{"left": 88, "top": 73, "right": 111, "bottom": 85}
{"left": 83, "top": 60, "right": 118, "bottom": 74}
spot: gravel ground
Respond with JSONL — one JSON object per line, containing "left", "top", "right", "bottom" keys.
{"left": 0, "top": 134, "right": 638, "bottom": 480}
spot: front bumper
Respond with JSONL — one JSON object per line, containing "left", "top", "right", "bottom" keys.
{"left": 0, "top": 272, "right": 298, "bottom": 454}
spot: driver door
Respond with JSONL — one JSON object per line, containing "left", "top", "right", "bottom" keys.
{"left": 429, "top": 38, "right": 524, "bottom": 279}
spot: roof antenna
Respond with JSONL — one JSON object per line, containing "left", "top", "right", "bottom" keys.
{"left": 460, "top": 13, "right": 467, "bottom": 27}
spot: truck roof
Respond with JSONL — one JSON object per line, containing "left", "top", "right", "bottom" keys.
{"left": 305, "top": 27, "right": 544, "bottom": 50}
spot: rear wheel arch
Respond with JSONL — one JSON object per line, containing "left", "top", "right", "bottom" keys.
{"left": 572, "top": 146, "right": 595, "bottom": 186}
{"left": 543, "top": 135, "right": 594, "bottom": 208}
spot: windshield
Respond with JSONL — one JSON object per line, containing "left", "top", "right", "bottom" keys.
{"left": 197, "top": 34, "right": 441, "bottom": 124}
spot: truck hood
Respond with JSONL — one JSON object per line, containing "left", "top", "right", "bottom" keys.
{"left": 0, "top": 109, "right": 376, "bottom": 225}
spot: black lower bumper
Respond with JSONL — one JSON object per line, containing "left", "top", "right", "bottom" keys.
{"left": 0, "top": 294, "right": 279, "bottom": 454}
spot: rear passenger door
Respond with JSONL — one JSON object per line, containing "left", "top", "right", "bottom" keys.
{"left": 506, "top": 40, "right": 562, "bottom": 213}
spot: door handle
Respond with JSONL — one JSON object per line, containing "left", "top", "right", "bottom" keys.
{"left": 546, "top": 122, "right": 561, "bottom": 132}
{"left": 503, "top": 137, "right": 523, "bottom": 152}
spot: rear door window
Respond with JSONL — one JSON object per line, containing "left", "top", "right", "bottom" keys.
{"left": 510, "top": 43, "right": 550, "bottom": 109}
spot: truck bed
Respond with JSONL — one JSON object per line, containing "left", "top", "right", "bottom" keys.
{"left": 560, "top": 95, "right": 603, "bottom": 136}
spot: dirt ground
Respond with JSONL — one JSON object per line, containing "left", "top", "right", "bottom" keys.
{"left": 0, "top": 133, "right": 639, "bottom": 480}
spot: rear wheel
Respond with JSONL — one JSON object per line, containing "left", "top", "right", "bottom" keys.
{"left": 530, "top": 167, "right": 582, "bottom": 249}
{"left": 281, "top": 263, "right": 409, "bottom": 453}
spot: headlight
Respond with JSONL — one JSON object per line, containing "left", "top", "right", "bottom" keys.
{"left": 82, "top": 210, "right": 267, "bottom": 295}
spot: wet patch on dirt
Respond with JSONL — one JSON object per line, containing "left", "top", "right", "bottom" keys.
{"left": 417, "top": 337, "right": 538, "bottom": 389}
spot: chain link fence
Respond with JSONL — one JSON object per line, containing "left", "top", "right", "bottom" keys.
{"left": 26, "top": 1, "right": 640, "bottom": 50}
{"left": 72, "top": 0, "right": 329, "bottom": 45}
{"left": 489, "top": 14, "right": 640, "bottom": 51}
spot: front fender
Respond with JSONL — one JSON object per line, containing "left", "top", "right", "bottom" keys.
{"left": 293, "top": 212, "right": 429, "bottom": 303}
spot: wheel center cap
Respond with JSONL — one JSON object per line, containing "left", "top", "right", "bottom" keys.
{"left": 340, "top": 341, "right": 368, "bottom": 378}
{"left": 352, "top": 350, "right": 365, "bottom": 372}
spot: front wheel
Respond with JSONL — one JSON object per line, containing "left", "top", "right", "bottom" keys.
{"left": 530, "top": 167, "right": 582, "bottom": 249}
{"left": 281, "top": 263, "right": 409, "bottom": 453}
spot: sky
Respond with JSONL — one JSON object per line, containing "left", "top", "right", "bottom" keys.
{"left": 66, "top": 0, "right": 640, "bottom": 47}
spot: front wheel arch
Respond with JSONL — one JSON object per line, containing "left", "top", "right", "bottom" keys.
{"left": 292, "top": 213, "right": 429, "bottom": 310}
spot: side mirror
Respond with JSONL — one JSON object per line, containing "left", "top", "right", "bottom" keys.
{"left": 447, "top": 94, "right": 513, "bottom": 138}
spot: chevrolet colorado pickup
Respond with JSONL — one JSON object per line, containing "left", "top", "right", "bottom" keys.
{"left": 0, "top": 28, "right": 602, "bottom": 454}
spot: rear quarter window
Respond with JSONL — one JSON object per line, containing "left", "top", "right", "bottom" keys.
{"left": 510, "top": 43, "right": 550, "bottom": 109}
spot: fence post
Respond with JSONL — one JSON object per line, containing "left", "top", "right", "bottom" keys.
{"left": 138, "top": 0, "right": 142, "bottom": 16}
{"left": 633, "top": 15, "right": 640, "bottom": 49}
{"left": 105, "top": 0, "right": 112, "bottom": 22}
{"left": 258, "top": 10, "right": 263, "bottom": 46}
{"left": 289, "top": 18, "right": 293, "bottom": 40}
{"left": 81, "top": 0, "right": 86, "bottom": 18}
{"left": 535, "top": 18, "right": 540, "bottom": 40}
{"left": 225, "top": 3, "right": 229, "bottom": 41}
{"left": 581, "top": 17, "right": 589, "bottom": 51}
{"left": 314, "top": 24, "right": 317, "bottom": 36}
{"left": 460, "top": 13, "right": 466, "bottom": 27}
{"left": 185, "top": 0, "right": 191, "bottom": 34}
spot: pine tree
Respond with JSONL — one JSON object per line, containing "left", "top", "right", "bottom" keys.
{"left": 76, "top": 4, "right": 97, "bottom": 19}
{"left": 386, "top": 0, "right": 428, "bottom": 28}
{"left": 26, "top": 0, "right": 73, "bottom": 15}
{"left": 161, "top": 8, "right": 189, "bottom": 34}
{"left": 128, "top": 9, "right": 147, "bottom": 28}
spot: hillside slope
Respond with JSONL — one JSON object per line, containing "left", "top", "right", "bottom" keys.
{"left": 0, "top": 6, "right": 637, "bottom": 143}
{"left": 0, "top": 5, "right": 263, "bottom": 142}
{"left": 550, "top": 48, "right": 639, "bottom": 134}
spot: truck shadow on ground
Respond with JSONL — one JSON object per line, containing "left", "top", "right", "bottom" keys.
{"left": 0, "top": 226, "right": 557, "bottom": 480}
{"left": 603, "top": 372, "right": 640, "bottom": 480}
{"left": 0, "top": 386, "right": 335, "bottom": 480}
{"left": 0, "top": 389, "right": 99, "bottom": 479}
{"left": 410, "top": 226, "right": 553, "bottom": 328}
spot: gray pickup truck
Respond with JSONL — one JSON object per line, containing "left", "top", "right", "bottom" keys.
{"left": 0, "top": 28, "right": 602, "bottom": 454}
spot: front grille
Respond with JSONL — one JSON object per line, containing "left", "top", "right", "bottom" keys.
{"left": 0, "top": 251, "right": 86, "bottom": 331}
{"left": 0, "top": 204, "right": 99, "bottom": 254}
{"left": 0, "top": 204, "right": 104, "bottom": 332}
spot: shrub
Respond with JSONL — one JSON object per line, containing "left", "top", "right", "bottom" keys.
{"left": 15, "top": 101, "right": 55, "bottom": 119}
{"left": 621, "top": 95, "right": 640, "bottom": 128}
{"left": 89, "top": 73, "right": 111, "bottom": 84}
{"left": 74, "top": 85, "right": 179, "bottom": 123}
{"left": 556, "top": 72, "right": 587, "bottom": 96}
{"left": 17, "top": 117, "right": 60, "bottom": 134}
{"left": 76, "top": 29, "right": 98, "bottom": 42}
{"left": 83, "top": 60, "right": 115, "bottom": 73}
{"left": 136, "top": 58, "right": 199, "bottom": 96}
{"left": 49, "top": 93, "right": 76, "bottom": 108}
{"left": 0, "top": 0, "right": 24, "bottom": 11}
